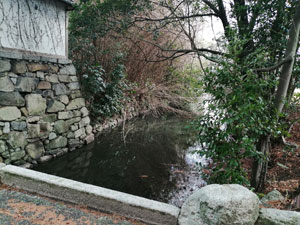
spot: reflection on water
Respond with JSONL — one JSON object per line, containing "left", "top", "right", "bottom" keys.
{"left": 33, "top": 117, "right": 207, "bottom": 207}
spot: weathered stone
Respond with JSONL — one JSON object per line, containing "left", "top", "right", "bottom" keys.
{"left": 0, "top": 76, "right": 14, "bottom": 92}
{"left": 39, "top": 122, "right": 52, "bottom": 136}
{"left": 80, "top": 107, "right": 89, "bottom": 117}
{"left": 26, "top": 141, "right": 45, "bottom": 160}
{"left": 70, "top": 90, "right": 82, "bottom": 99}
{"left": 47, "top": 100, "right": 65, "bottom": 113}
{"left": 20, "top": 107, "right": 28, "bottom": 116}
{"left": 0, "top": 140, "right": 7, "bottom": 153}
{"left": 3, "top": 122, "right": 10, "bottom": 133}
{"left": 0, "top": 60, "right": 11, "bottom": 72}
{"left": 58, "top": 75, "right": 71, "bottom": 83}
{"left": 67, "top": 132, "right": 75, "bottom": 138}
{"left": 11, "top": 61, "right": 27, "bottom": 74}
{"left": 73, "top": 110, "right": 81, "bottom": 117}
{"left": 67, "top": 82, "right": 80, "bottom": 90}
{"left": 11, "top": 121, "right": 27, "bottom": 131}
{"left": 25, "top": 94, "right": 47, "bottom": 116}
{"left": 58, "top": 95, "right": 69, "bottom": 105}
{"left": 85, "top": 134, "right": 94, "bottom": 144}
{"left": 69, "top": 76, "right": 78, "bottom": 82}
{"left": 49, "top": 132, "right": 57, "bottom": 140}
{"left": 8, "top": 132, "right": 27, "bottom": 149}
{"left": 45, "top": 74, "right": 59, "bottom": 83}
{"left": 27, "top": 116, "right": 40, "bottom": 123}
{"left": 67, "top": 98, "right": 85, "bottom": 110}
{"left": 54, "top": 120, "right": 70, "bottom": 134}
{"left": 42, "top": 90, "right": 54, "bottom": 98}
{"left": 0, "top": 107, "right": 21, "bottom": 121}
{"left": 66, "top": 117, "right": 81, "bottom": 126}
{"left": 2, "top": 151, "right": 10, "bottom": 159}
{"left": 41, "top": 114, "right": 57, "bottom": 123}
{"left": 59, "top": 65, "right": 76, "bottom": 75}
{"left": 46, "top": 136, "right": 67, "bottom": 149}
{"left": 74, "top": 128, "right": 85, "bottom": 138}
{"left": 27, "top": 63, "right": 49, "bottom": 72}
{"left": 37, "top": 81, "right": 51, "bottom": 90}
{"left": 85, "top": 125, "right": 93, "bottom": 134}
{"left": 10, "top": 77, "right": 17, "bottom": 85}
{"left": 58, "top": 111, "right": 73, "bottom": 120}
{"left": 53, "top": 83, "right": 68, "bottom": 95}
{"left": 178, "top": 184, "right": 260, "bottom": 225}
{"left": 79, "top": 116, "right": 90, "bottom": 128}
{"left": 10, "top": 150, "right": 26, "bottom": 161}
{"left": 68, "top": 138, "right": 81, "bottom": 148}
{"left": 27, "top": 124, "right": 40, "bottom": 138}
{"left": 16, "top": 77, "right": 38, "bottom": 92}
{"left": 48, "top": 65, "right": 59, "bottom": 73}
{"left": 256, "top": 208, "right": 300, "bottom": 225}
{"left": 36, "top": 71, "right": 45, "bottom": 80}
{"left": 0, "top": 92, "right": 25, "bottom": 106}
{"left": 261, "top": 190, "right": 285, "bottom": 204}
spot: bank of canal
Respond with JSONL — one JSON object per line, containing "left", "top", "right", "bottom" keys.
{"left": 33, "top": 117, "right": 207, "bottom": 207}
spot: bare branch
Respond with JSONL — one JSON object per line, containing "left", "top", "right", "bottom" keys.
{"left": 255, "top": 55, "right": 293, "bottom": 72}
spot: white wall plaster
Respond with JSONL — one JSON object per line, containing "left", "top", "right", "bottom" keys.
{"left": 0, "top": 0, "right": 66, "bottom": 57}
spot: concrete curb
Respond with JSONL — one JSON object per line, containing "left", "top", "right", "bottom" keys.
{"left": 0, "top": 165, "right": 179, "bottom": 225}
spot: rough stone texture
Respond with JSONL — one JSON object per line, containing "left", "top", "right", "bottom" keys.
{"left": 59, "top": 65, "right": 76, "bottom": 75}
{"left": 11, "top": 121, "right": 27, "bottom": 131}
{"left": 67, "top": 98, "right": 85, "bottom": 110}
{"left": 26, "top": 141, "right": 45, "bottom": 160}
{"left": 58, "top": 95, "right": 69, "bottom": 105}
{"left": 0, "top": 60, "right": 11, "bottom": 72}
{"left": 67, "top": 82, "right": 80, "bottom": 90}
{"left": 0, "top": 107, "right": 21, "bottom": 121}
{"left": 58, "top": 111, "right": 73, "bottom": 120}
{"left": 81, "top": 107, "right": 89, "bottom": 117}
{"left": 47, "top": 100, "right": 65, "bottom": 113}
{"left": 178, "top": 184, "right": 260, "bottom": 225}
{"left": 10, "top": 150, "right": 26, "bottom": 161}
{"left": 0, "top": 76, "right": 14, "bottom": 92}
{"left": 0, "top": 140, "right": 7, "bottom": 153}
{"left": 37, "top": 81, "right": 51, "bottom": 90}
{"left": 54, "top": 120, "right": 70, "bottom": 134}
{"left": 53, "top": 83, "right": 68, "bottom": 95}
{"left": 27, "top": 63, "right": 49, "bottom": 72}
{"left": 46, "top": 74, "right": 59, "bottom": 83}
{"left": 0, "top": 92, "right": 25, "bottom": 106}
{"left": 3, "top": 122, "right": 10, "bottom": 134}
{"left": 46, "top": 136, "right": 67, "bottom": 149}
{"left": 25, "top": 94, "right": 47, "bottom": 116}
{"left": 74, "top": 128, "right": 85, "bottom": 138}
{"left": 16, "top": 77, "right": 38, "bottom": 92}
{"left": 8, "top": 132, "right": 27, "bottom": 149}
{"left": 256, "top": 208, "right": 300, "bottom": 225}
{"left": 261, "top": 190, "right": 285, "bottom": 204}
{"left": 11, "top": 61, "right": 27, "bottom": 74}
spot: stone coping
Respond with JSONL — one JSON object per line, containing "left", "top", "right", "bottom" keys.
{"left": 0, "top": 164, "right": 180, "bottom": 225}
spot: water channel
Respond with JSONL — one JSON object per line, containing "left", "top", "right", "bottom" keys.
{"left": 33, "top": 117, "right": 207, "bottom": 207}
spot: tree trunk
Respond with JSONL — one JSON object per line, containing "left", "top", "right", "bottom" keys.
{"left": 252, "top": 0, "right": 300, "bottom": 191}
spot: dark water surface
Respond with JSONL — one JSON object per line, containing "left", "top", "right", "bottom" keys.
{"left": 33, "top": 117, "right": 207, "bottom": 207}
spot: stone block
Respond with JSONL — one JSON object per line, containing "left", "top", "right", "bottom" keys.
{"left": 16, "top": 77, "right": 38, "bottom": 92}
{"left": 74, "top": 128, "right": 85, "bottom": 138}
{"left": 47, "top": 100, "right": 65, "bottom": 113}
{"left": 27, "top": 63, "right": 49, "bottom": 72}
{"left": 40, "top": 114, "right": 57, "bottom": 123}
{"left": 42, "top": 90, "right": 54, "bottom": 98}
{"left": 11, "top": 121, "right": 27, "bottom": 131}
{"left": 0, "top": 60, "right": 11, "bottom": 72}
{"left": 48, "top": 65, "right": 59, "bottom": 73}
{"left": 58, "top": 75, "right": 71, "bottom": 83}
{"left": 58, "top": 95, "right": 69, "bottom": 105}
{"left": 0, "top": 140, "right": 7, "bottom": 153}
{"left": 11, "top": 61, "right": 27, "bottom": 74}
{"left": 8, "top": 131, "right": 27, "bottom": 149}
{"left": 0, "top": 107, "right": 21, "bottom": 121}
{"left": 45, "top": 74, "right": 59, "bottom": 83}
{"left": 80, "top": 107, "right": 89, "bottom": 117}
{"left": 49, "top": 132, "right": 57, "bottom": 140}
{"left": 54, "top": 120, "right": 70, "bottom": 134}
{"left": 3, "top": 122, "right": 10, "bottom": 133}
{"left": 58, "top": 111, "right": 73, "bottom": 120}
{"left": 25, "top": 94, "right": 47, "bottom": 116}
{"left": 70, "top": 90, "right": 81, "bottom": 99}
{"left": 66, "top": 98, "right": 85, "bottom": 110}
{"left": 59, "top": 64, "right": 76, "bottom": 75}
{"left": 79, "top": 116, "right": 91, "bottom": 128}
{"left": 0, "top": 92, "right": 25, "bottom": 106}
{"left": 26, "top": 141, "right": 45, "bottom": 160}
{"left": 0, "top": 76, "right": 14, "bottom": 92}
{"left": 10, "top": 150, "right": 26, "bottom": 161}
{"left": 36, "top": 71, "right": 45, "bottom": 80}
{"left": 37, "top": 81, "right": 51, "bottom": 90}
{"left": 69, "top": 76, "right": 78, "bottom": 82}
{"left": 85, "top": 134, "right": 94, "bottom": 144}
{"left": 66, "top": 117, "right": 81, "bottom": 126}
{"left": 67, "top": 82, "right": 80, "bottom": 90}
{"left": 53, "top": 83, "right": 69, "bottom": 95}
{"left": 46, "top": 136, "right": 67, "bottom": 149}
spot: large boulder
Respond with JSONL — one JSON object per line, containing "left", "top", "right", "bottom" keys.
{"left": 256, "top": 208, "right": 300, "bottom": 225}
{"left": 178, "top": 184, "right": 260, "bottom": 225}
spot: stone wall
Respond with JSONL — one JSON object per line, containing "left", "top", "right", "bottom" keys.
{"left": 0, "top": 58, "right": 94, "bottom": 166}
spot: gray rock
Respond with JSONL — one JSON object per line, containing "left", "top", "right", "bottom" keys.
{"left": 53, "top": 83, "right": 69, "bottom": 95}
{"left": 11, "top": 121, "right": 27, "bottom": 131}
{"left": 45, "top": 74, "right": 59, "bottom": 83}
{"left": 11, "top": 61, "right": 27, "bottom": 74}
{"left": 26, "top": 141, "right": 45, "bottom": 160}
{"left": 0, "top": 92, "right": 25, "bottom": 106}
{"left": 178, "top": 184, "right": 260, "bottom": 225}
{"left": 85, "top": 134, "right": 94, "bottom": 144}
{"left": 58, "top": 111, "right": 74, "bottom": 120}
{"left": 68, "top": 138, "right": 81, "bottom": 148}
{"left": 79, "top": 116, "right": 91, "bottom": 128}
{"left": 74, "top": 128, "right": 85, "bottom": 138}
{"left": 70, "top": 90, "right": 82, "bottom": 99}
{"left": 8, "top": 131, "right": 27, "bottom": 149}
{"left": 86, "top": 125, "right": 93, "bottom": 134}
{"left": 3, "top": 122, "right": 10, "bottom": 134}
{"left": 58, "top": 95, "right": 69, "bottom": 105}
{"left": 67, "top": 117, "right": 81, "bottom": 126}
{"left": 67, "top": 82, "right": 80, "bottom": 90}
{"left": 54, "top": 120, "right": 70, "bottom": 134}
{"left": 59, "top": 64, "right": 76, "bottom": 75}
{"left": 25, "top": 94, "right": 47, "bottom": 116}
{"left": 49, "top": 132, "right": 57, "bottom": 140}
{"left": 37, "top": 81, "right": 51, "bottom": 90}
{"left": 0, "top": 60, "right": 11, "bottom": 72}
{"left": 46, "top": 136, "right": 67, "bottom": 149}
{"left": 27, "top": 116, "right": 40, "bottom": 123}
{"left": 36, "top": 71, "right": 45, "bottom": 80}
{"left": 73, "top": 110, "right": 81, "bottom": 117}
{"left": 67, "top": 98, "right": 85, "bottom": 110}
{"left": 47, "top": 100, "right": 65, "bottom": 113}
{"left": 27, "top": 63, "right": 48, "bottom": 72}
{"left": 0, "top": 76, "right": 14, "bottom": 92}
{"left": 41, "top": 114, "right": 57, "bottom": 123}
{"left": 0, "top": 107, "right": 21, "bottom": 121}
{"left": 27, "top": 124, "right": 40, "bottom": 138}
{"left": 261, "top": 190, "right": 285, "bottom": 204}
{"left": 58, "top": 75, "right": 71, "bottom": 83}
{"left": 20, "top": 107, "right": 29, "bottom": 116}
{"left": 69, "top": 76, "right": 78, "bottom": 82}
{"left": 256, "top": 208, "right": 300, "bottom": 225}
{"left": 15, "top": 77, "right": 38, "bottom": 92}
{"left": 80, "top": 107, "right": 89, "bottom": 117}
{"left": 10, "top": 150, "right": 26, "bottom": 161}
{"left": 0, "top": 140, "right": 7, "bottom": 153}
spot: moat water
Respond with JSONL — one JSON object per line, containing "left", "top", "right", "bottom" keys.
{"left": 34, "top": 117, "right": 207, "bottom": 207}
